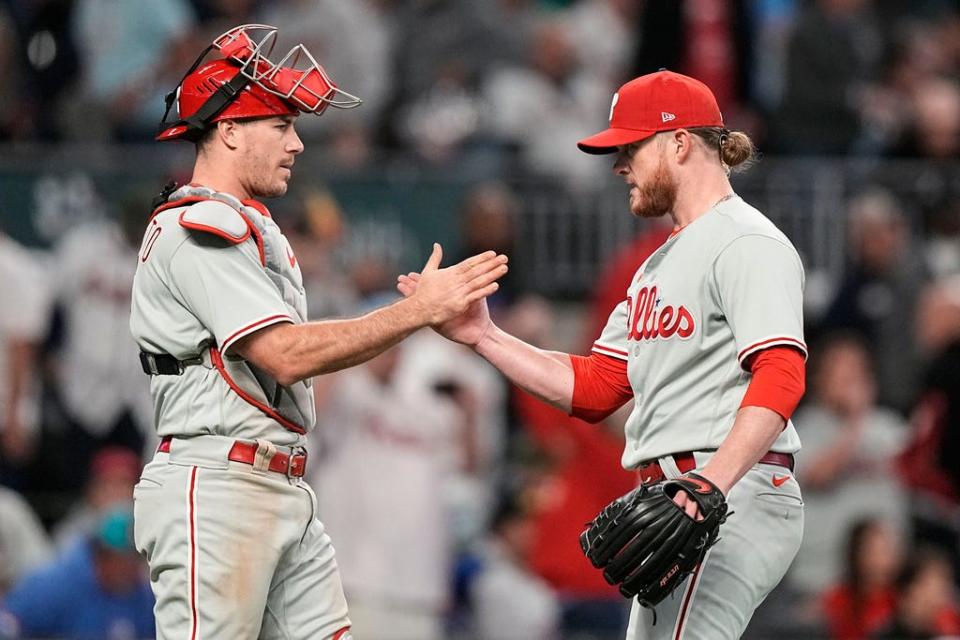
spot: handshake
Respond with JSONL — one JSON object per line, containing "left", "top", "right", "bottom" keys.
{"left": 396, "top": 243, "right": 508, "bottom": 347}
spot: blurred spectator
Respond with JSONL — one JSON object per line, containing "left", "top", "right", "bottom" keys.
{"left": 894, "top": 76, "right": 960, "bottom": 159}
{"left": 789, "top": 332, "right": 908, "bottom": 596}
{"left": 564, "top": 0, "right": 638, "bottom": 86}
{"left": 749, "top": 0, "right": 800, "bottom": 115}
{"left": 819, "top": 188, "right": 927, "bottom": 412}
{"left": 921, "top": 196, "right": 960, "bottom": 280}
{"left": 269, "top": 187, "right": 359, "bottom": 321}
{"left": 820, "top": 518, "right": 902, "bottom": 640}
{"left": 470, "top": 491, "right": 561, "bottom": 640}
{"left": 47, "top": 193, "right": 154, "bottom": 480}
{"left": 482, "top": 17, "right": 610, "bottom": 186}
{"left": 515, "top": 391, "right": 634, "bottom": 638}
{"left": 394, "top": 329, "right": 509, "bottom": 545}
{"left": 65, "top": 0, "right": 196, "bottom": 140}
{"left": 386, "top": 0, "right": 508, "bottom": 162}
{"left": 0, "top": 231, "right": 52, "bottom": 481}
{"left": 0, "top": 506, "right": 154, "bottom": 640}
{"left": 192, "top": 0, "right": 258, "bottom": 25}
{"left": 897, "top": 277, "right": 960, "bottom": 564}
{"left": 310, "top": 338, "right": 477, "bottom": 640}
{"left": 773, "top": 0, "right": 883, "bottom": 154}
{"left": 633, "top": 0, "right": 756, "bottom": 127}
{"left": 0, "top": 0, "right": 80, "bottom": 140}
{"left": 257, "top": 0, "right": 394, "bottom": 167}
{"left": 874, "top": 549, "right": 960, "bottom": 639}
{"left": 52, "top": 446, "right": 141, "bottom": 550}
{"left": 0, "top": 487, "right": 51, "bottom": 595}
{"left": 455, "top": 182, "right": 528, "bottom": 309}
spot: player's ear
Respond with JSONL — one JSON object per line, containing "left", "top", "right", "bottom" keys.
{"left": 217, "top": 119, "right": 242, "bottom": 151}
{"left": 673, "top": 129, "right": 692, "bottom": 163}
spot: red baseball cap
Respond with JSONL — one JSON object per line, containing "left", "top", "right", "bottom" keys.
{"left": 577, "top": 70, "right": 724, "bottom": 155}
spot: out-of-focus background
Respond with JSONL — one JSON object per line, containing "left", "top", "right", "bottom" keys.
{"left": 0, "top": 0, "right": 959, "bottom": 638}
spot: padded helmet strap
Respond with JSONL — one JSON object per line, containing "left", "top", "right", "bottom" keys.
{"left": 157, "top": 45, "right": 253, "bottom": 140}
{"left": 181, "top": 71, "right": 251, "bottom": 134}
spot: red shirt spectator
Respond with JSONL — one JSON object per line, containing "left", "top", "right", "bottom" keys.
{"left": 514, "top": 390, "right": 636, "bottom": 596}
{"left": 821, "top": 583, "right": 896, "bottom": 639}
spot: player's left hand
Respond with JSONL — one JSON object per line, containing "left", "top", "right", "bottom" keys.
{"left": 672, "top": 471, "right": 727, "bottom": 521}
{"left": 672, "top": 488, "right": 704, "bottom": 521}
{"left": 579, "top": 472, "right": 729, "bottom": 605}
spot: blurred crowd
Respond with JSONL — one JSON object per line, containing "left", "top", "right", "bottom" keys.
{"left": 0, "top": 0, "right": 959, "bottom": 639}
{"left": 0, "top": 0, "right": 959, "bottom": 178}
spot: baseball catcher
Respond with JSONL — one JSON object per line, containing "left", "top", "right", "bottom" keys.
{"left": 580, "top": 473, "right": 729, "bottom": 608}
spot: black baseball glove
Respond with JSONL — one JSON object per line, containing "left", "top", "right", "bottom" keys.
{"left": 579, "top": 472, "right": 729, "bottom": 607}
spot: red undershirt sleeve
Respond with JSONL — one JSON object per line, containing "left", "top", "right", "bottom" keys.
{"left": 569, "top": 352, "right": 634, "bottom": 423}
{"left": 740, "top": 346, "right": 806, "bottom": 421}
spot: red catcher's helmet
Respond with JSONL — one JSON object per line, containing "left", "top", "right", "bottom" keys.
{"left": 156, "top": 59, "right": 297, "bottom": 141}
{"left": 157, "top": 24, "right": 362, "bottom": 142}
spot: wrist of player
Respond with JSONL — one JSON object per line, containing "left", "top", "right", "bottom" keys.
{"left": 472, "top": 321, "right": 502, "bottom": 354}
{"left": 394, "top": 295, "right": 435, "bottom": 329}
{"left": 691, "top": 467, "right": 733, "bottom": 497}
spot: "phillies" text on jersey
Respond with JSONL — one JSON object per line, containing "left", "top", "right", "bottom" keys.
{"left": 625, "top": 285, "right": 696, "bottom": 341}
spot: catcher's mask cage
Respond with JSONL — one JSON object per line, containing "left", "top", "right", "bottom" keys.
{"left": 158, "top": 24, "right": 362, "bottom": 142}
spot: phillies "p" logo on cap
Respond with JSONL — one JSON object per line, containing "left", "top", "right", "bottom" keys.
{"left": 578, "top": 70, "right": 723, "bottom": 155}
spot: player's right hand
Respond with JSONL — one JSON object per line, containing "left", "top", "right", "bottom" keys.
{"left": 399, "top": 244, "right": 504, "bottom": 345}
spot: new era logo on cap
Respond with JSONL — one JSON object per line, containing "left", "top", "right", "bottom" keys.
{"left": 661, "top": 112, "right": 676, "bottom": 123}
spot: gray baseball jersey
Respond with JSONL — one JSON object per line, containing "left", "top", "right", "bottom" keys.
{"left": 131, "top": 185, "right": 350, "bottom": 639}
{"left": 592, "top": 195, "right": 806, "bottom": 467}
{"left": 130, "top": 185, "right": 313, "bottom": 446}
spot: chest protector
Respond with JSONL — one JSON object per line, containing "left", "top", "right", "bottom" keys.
{"left": 159, "top": 184, "right": 315, "bottom": 434}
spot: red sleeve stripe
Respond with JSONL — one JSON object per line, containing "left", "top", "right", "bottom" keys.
{"left": 221, "top": 314, "right": 293, "bottom": 353}
{"left": 592, "top": 343, "right": 629, "bottom": 360}
{"left": 737, "top": 336, "right": 807, "bottom": 363}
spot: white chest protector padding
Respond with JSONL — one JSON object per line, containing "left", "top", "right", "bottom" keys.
{"left": 170, "top": 184, "right": 315, "bottom": 434}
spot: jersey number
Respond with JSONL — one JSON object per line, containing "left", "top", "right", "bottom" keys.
{"left": 139, "top": 222, "right": 162, "bottom": 263}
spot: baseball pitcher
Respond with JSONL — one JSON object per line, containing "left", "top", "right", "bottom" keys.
{"left": 399, "top": 70, "right": 806, "bottom": 639}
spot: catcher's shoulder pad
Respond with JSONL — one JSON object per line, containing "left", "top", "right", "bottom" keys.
{"left": 178, "top": 199, "right": 251, "bottom": 244}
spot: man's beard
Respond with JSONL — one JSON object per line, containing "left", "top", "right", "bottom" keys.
{"left": 631, "top": 160, "right": 677, "bottom": 218}
{"left": 247, "top": 174, "right": 288, "bottom": 199}
{"left": 245, "top": 158, "right": 289, "bottom": 199}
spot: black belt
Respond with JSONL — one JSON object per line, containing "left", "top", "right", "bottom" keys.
{"left": 140, "top": 351, "right": 203, "bottom": 376}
